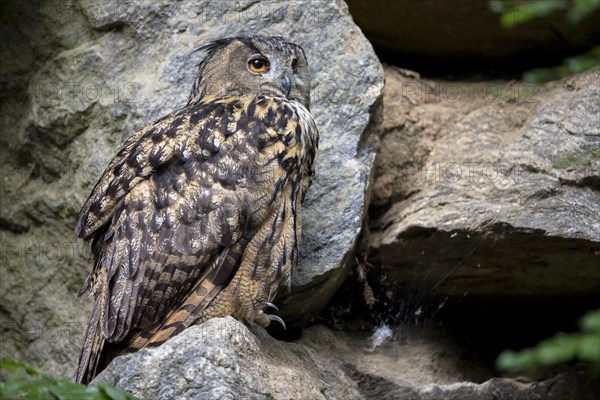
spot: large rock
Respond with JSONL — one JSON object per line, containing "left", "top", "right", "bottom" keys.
{"left": 93, "top": 317, "right": 362, "bottom": 400}
{"left": 370, "top": 66, "right": 600, "bottom": 296}
{"left": 346, "top": 0, "right": 600, "bottom": 68}
{"left": 0, "top": 0, "right": 383, "bottom": 377}
{"left": 94, "top": 317, "right": 600, "bottom": 399}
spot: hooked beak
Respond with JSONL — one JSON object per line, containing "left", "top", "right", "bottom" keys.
{"left": 283, "top": 74, "right": 292, "bottom": 97}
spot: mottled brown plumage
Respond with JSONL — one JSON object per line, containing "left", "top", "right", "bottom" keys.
{"left": 75, "top": 36, "right": 318, "bottom": 384}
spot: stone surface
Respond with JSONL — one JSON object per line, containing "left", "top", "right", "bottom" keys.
{"left": 370, "top": 66, "right": 600, "bottom": 296}
{"left": 348, "top": 370, "right": 600, "bottom": 400}
{"left": 299, "top": 324, "right": 489, "bottom": 386}
{"left": 94, "top": 317, "right": 600, "bottom": 400}
{"left": 301, "top": 324, "right": 600, "bottom": 400}
{"left": 0, "top": 0, "right": 383, "bottom": 377}
{"left": 346, "top": 0, "right": 600, "bottom": 68}
{"left": 93, "top": 317, "right": 362, "bottom": 400}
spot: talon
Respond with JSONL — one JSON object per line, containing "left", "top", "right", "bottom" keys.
{"left": 268, "top": 314, "right": 286, "bottom": 330}
{"left": 261, "top": 301, "right": 279, "bottom": 311}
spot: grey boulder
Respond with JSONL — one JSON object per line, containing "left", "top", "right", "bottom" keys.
{"left": 93, "top": 317, "right": 362, "bottom": 400}
{"left": 371, "top": 66, "right": 600, "bottom": 296}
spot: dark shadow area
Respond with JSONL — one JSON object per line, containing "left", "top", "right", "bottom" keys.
{"left": 372, "top": 45, "right": 599, "bottom": 81}
{"left": 320, "top": 261, "right": 600, "bottom": 381}
{"left": 439, "top": 294, "right": 600, "bottom": 376}
{"left": 345, "top": 0, "right": 600, "bottom": 80}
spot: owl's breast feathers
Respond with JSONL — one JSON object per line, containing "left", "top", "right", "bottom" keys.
{"left": 74, "top": 95, "right": 318, "bottom": 384}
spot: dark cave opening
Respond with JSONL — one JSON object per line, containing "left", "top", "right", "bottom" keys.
{"left": 317, "top": 262, "right": 600, "bottom": 382}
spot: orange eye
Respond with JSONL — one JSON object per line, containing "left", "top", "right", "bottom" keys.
{"left": 248, "top": 57, "right": 269, "bottom": 73}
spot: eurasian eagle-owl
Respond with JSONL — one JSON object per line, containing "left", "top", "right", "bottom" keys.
{"left": 75, "top": 36, "right": 318, "bottom": 384}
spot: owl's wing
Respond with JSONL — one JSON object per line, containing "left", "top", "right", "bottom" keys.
{"left": 76, "top": 99, "right": 272, "bottom": 383}
{"left": 76, "top": 107, "right": 194, "bottom": 240}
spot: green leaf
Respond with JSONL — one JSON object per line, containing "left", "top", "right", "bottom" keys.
{"left": 49, "top": 379, "right": 98, "bottom": 400}
{"left": 496, "top": 308, "right": 600, "bottom": 373}
{"left": 577, "top": 334, "right": 600, "bottom": 363}
{"left": 569, "top": 0, "right": 600, "bottom": 22}
{"left": 532, "top": 0, "right": 567, "bottom": 16}
{"left": 523, "top": 46, "right": 600, "bottom": 83}
{"left": 0, "top": 379, "right": 35, "bottom": 399}
{"left": 0, "top": 358, "right": 42, "bottom": 376}
{"left": 534, "top": 334, "right": 578, "bottom": 365}
{"left": 22, "top": 378, "right": 53, "bottom": 400}
{"left": 491, "top": 0, "right": 599, "bottom": 26}
{"left": 580, "top": 309, "right": 600, "bottom": 333}
{"left": 0, "top": 359, "right": 143, "bottom": 400}
{"left": 99, "top": 383, "right": 134, "bottom": 400}
{"left": 489, "top": 0, "right": 506, "bottom": 13}
{"left": 499, "top": 1, "right": 566, "bottom": 28}
{"left": 497, "top": 349, "right": 535, "bottom": 371}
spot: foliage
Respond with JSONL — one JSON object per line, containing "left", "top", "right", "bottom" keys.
{"left": 0, "top": 359, "right": 142, "bottom": 400}
{"left": 496, "top": 309, "right": 600, "bottom": 374}
{"left": 522, "top": 46, "right": 600, "bottom": 83}
{"left": 489, "top": 0, "right": 600, "bottom": 27}
{"left": 489, "top": 0, "right": 600, "bottom": 82}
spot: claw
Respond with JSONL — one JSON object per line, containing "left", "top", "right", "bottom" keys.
{"left": 268, "top": 314, "right": 286, "bottom": 330}
{"left": 261, "top": 301, "right": 279, "bottom": 311}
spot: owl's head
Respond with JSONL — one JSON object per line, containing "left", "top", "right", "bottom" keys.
{"left": 188, "top": 36, "right": 311, "bottom": 109}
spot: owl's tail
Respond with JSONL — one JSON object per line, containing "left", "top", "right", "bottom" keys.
{"left": 75, "top": 293, "right": 106, "bottom": 384}
{"left": 124, "top": 275, "right": 224, "bottom": 352}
